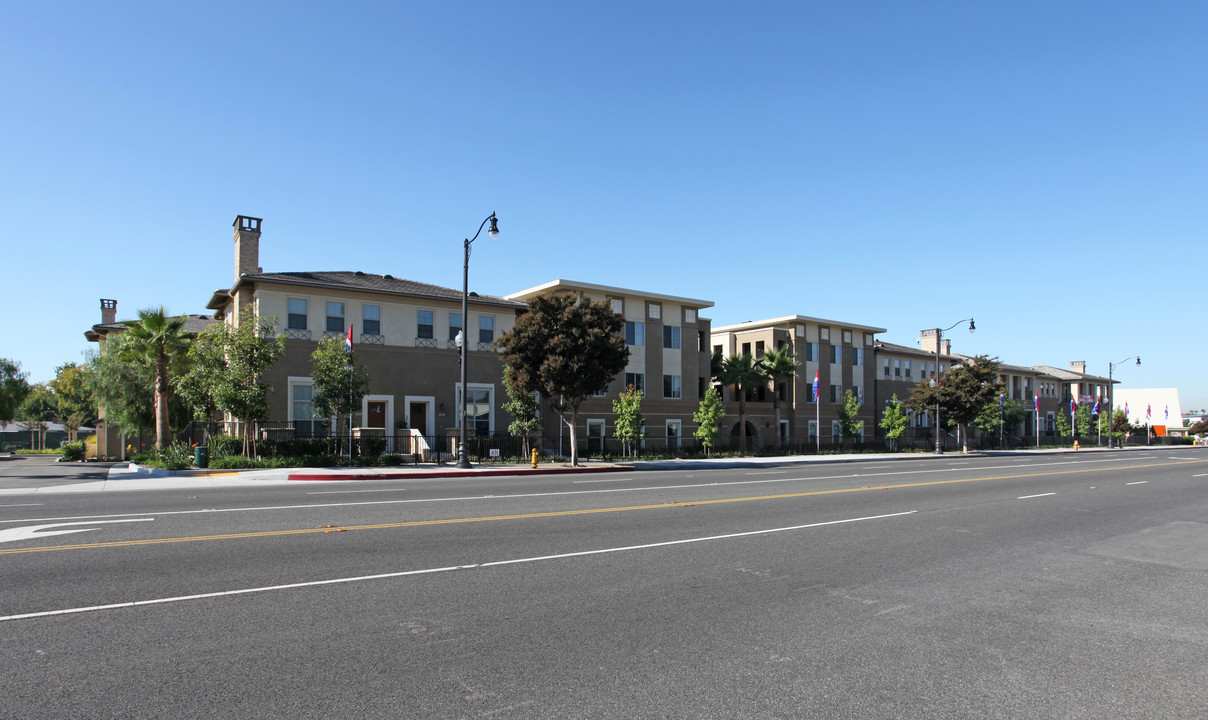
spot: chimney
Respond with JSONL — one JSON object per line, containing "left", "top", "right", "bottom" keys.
{"left": 1070, "top": 361, "right": 1086, "bottom": 373}
{"left": 100, "top": 298, "right": 117, "bottom": 325}
{"left": 941, "top": 338, "right": 951, "bottom": 355}
{"left": 233, "top": 215, "right": 262, "bottom": 284}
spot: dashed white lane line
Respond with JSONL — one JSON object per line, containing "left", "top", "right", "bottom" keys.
{"left": 1018, "top": 492, "right": 1056, "bottom": 499}
{"left": 0, "top": 510, "right": 917, "bottom": 622}
{"left": 1194, "top": 474, "right": 1208, "bottom": 478}
{"left": 0, "top": 503, "right": 42, "bottom": 508}
{"left": 1126, "top": 481, "right": 1148, "bottom": 485}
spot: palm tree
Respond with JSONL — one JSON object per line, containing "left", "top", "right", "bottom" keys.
{"left": 121, "top": 307, "right": 190, "bottom": 449}
{"left": 719, "top": 353, "right": 769, "bottom": 453}
{"left": 762, "top": 345, "right": 800, "bottom": 450}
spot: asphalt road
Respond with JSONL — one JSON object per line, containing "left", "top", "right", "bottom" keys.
{"left": 3, "top": 449, "right": 1208, "bottom": 719}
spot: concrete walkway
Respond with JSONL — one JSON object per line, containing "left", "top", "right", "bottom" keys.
{"left": 1, "top": 444, "right": 1181, "bottom": 495}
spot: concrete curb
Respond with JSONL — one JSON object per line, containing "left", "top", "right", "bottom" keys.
{"left": 287, "top": 465, "right": 626, "bottom": 481}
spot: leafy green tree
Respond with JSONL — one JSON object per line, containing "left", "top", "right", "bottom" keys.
{"left": 310, "top": 336, "right": 370, "bottom": 424}
{"left": 719, "top": 353, "right": 768, "bottom": 453}
{"left": 120, "top": 307, "right": 191, "bottom": 449}
{"left": 908, "top": 355, "right": 1003, "bottom": 450}
{"left": 612, "top": 385, "right": 646, "bottom": 458}
{"left": 178, "top": 312, "right": 285, "bottom": 453}
{"left": 1055, "top": 411, "right": 1071, "bottom": 437}
{"left": 762, "top": 346, "right": 800, "bottom": 450}
{"left": 837, "top": 389, "right": 863, "bottom": 443}
{"left": 49, "top": 362, "right": 96, "bottom": 443}
{"left": 879, "top": 394, "right": 910, "bottom": 450}
{"left": 974, "top": 397, "right": 1027, "bottom": 442}
{"left": 502, "top": 364, "right": 542, "bottom": 458}
{"left": 85, "top": 335, "right": 176, "bottom": 440}
{"left": 497, "top": 293, "right": 628, "bottom": 467}
{"left": 17, "top": 383, "right": 56, "bottom": 450}
{"left": 0, "top": 358, "right": 31, "bottom": 425}
{"left": 693, "top": 387, "right": 725, "bottom": 457}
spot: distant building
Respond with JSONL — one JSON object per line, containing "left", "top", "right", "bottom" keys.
{"left": 1112, "top": 388, "right": 1184, "bottom": 435}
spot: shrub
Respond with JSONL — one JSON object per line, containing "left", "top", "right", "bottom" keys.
{"left": 60, "top": 442, "right": 86, "bottom": 462}
{"left": 208, "top": 434, "right": 244, "bottom": 458}
{"left": 132, "top": 443, "right": 194, "bottom": 471}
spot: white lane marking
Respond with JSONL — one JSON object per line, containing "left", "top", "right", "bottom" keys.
{"left": 1017, "top": 493, "right": 1056, "bottom": 499}
{"left": 1126, "top": 481, "right": 1148, "bottom": 485}
{"left": 0, "top": 510, "right": 917, "bottom": 622}
{"left": 0, "top": 519, "right": 154, "bottom": 544}
{"left": 1170, "top": 457, "right": 1197, "bottom": 460}
{"left": 1194, "top": 474, "right": 1208, "bottom": 478}
{"left": 0, "top": 503, "right": 43, "bottom": 508}
{"left": 0, "top": 456, "right": 1157, "bottom": 526}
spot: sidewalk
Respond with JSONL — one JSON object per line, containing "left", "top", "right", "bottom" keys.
{"left": 3, "top": 444, "right": 1184, "bottom": 495}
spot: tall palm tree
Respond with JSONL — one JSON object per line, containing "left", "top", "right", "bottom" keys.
{"left": 121, "top": 307, "right": 190, "bottom": 449}
{"left": 762, "top": 345, "right": 800, "bottom": 450}
{"left": 719, "top": 353, "right": 769, "bottom": 453}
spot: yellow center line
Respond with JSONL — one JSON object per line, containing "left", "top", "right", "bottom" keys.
{"left": 3, "top": 458, "right": 1203, "bottom": 556}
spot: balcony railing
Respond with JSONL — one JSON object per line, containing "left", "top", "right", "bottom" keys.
{"left": 360, "top": 333, "right": 385, "bottom": 345}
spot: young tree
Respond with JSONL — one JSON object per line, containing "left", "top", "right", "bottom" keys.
{"left": 974, "top": 397, "right": 1027, "bottom": 442}
{"left": 907, "top": 355, "right": 1003, "bottom": 451}
{"left": 879, "top": 393, "right": 910, "bottom": 451}
{"left": 762, "top": 345, "right": 800, "bottom": 450}
{"left": 837, "top": 389, "right": 863, "bottom": 444}
{"left": 0, "top": 358, "right": 31, "bottom": 425}
{"left": 1055, "top": 411, "right": 1071, "bottom": 438}
{"left": 178, "top": 312, "right": 285, "bottom": 454}
{"left": 693, "top": 387, "right": 725, "bottom": 457}
{"left": 17, "top": 384, "right": 56, "bottom": 450}
{"left": 719, "top": 353, "right": 768, "bottom": 453}
{"left": 612, "top": 385, "right": 646, "bottom": 458}
{"left": 497, "top": 293, "right": 628, "bottom": 467}
{"left": 120, "top": 307, "right": 191, "bottom": 449}
{"left": 310, "top": 336, "right": 370, "bottom": 434}
{"left": 1075, "top": 401, "right": 1096, "bottom": 438}
{"left": 86, "top": 336, "right": 158, "bottom": 439}
{"left": 49, "top": 362, "right": 96, "bottom": 443}
{"left": 501, "top": 364, "right": 542, "bottom": 458}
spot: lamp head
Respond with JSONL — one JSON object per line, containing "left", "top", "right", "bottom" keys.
{"left": 968, "top": 319, "right": 976, "bottom": 334}
{"left": 1136, "top": 357, "right": 1141, "bottom": 366}
{"left": 487, "top": 213, "right": 499, "bottom": 240}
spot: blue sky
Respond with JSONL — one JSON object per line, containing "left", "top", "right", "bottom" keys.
{"left": 3, "top": 2, "right": 1204, "bottom": 408}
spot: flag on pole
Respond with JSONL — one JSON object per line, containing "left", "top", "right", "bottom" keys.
{"left": 345, "top": 323, "right": 353, "bottom": 353}
{"left": 1165, "top": 405, "right": 1169, "bottom": 421}
{"left": 812, "top": 371, "right": 820, "bottom": 402}
{"left": 1070, "top": 396, "right": 1076, "bottom": 414}
{"left": 1092, "top": 395, "right": 1100, "bottom": 415}
{"left": 858, "top": 389, "right": 864, "bottom": 405}
{"left": 1146, "top": 404, "right": 1151, "bottom": 420}
{"left": 1034, "top": 392, "right": 1039, "bottom": 413}
{"left": 999, "top": 392, "right": 1004, "bottom": 409}
{"left": 1124, "top": 402, "right": 1129, "bottom": 418}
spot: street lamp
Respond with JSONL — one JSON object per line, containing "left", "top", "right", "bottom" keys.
{"left": 1106, "top": 355, "right": 1140, "bottom": 450}
{"left": 931, "top": 318, "right": 975, "bottom": 454}
{"left": 457, "top": 212, "right": 500, "bottom": 469}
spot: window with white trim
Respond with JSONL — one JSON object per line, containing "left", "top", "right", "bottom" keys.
{"left": 288, "top": 298, "right": 308, "bottom": 330}
{"left": 362, "top": 304, "right": 381, "bottom": 336}
{"left": 325, "top": 302, "right": 345, "bottom": 333}
{"left": 663, "top": 374, "right": 682, "bottom": 399}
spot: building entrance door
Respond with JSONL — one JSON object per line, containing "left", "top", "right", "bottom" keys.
{"left": 409, "top": 402, "right": 428, "bottom": 438}
{"left": 368, "top": 402, "right": 386, "bottom": 428}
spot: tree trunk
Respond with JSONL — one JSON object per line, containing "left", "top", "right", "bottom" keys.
{"left": 773, "top": 388, "right": 782, "bottom": 450}
{"left": 738, "top": 394, "right": 747, "bottom": 454}
{"left": 155, "top": 352, "right": 170, "bottom": 449}
{"left": 566, "top": 412, "right": 579, "bottom": 466}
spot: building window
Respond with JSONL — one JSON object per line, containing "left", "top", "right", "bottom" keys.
{"left": 895, "top": 359, "right": 901, "bottom": 378}
{"left": 884, "top": 359, "right": 891, "bottom": 378}
{"left": 832, "top": 420, "right": 842, "bottom": 442}
{"left": 479, "top": 316, "right": 495, "bottom": 344}
{"left": 609, "top": 297, "right": 623, "bottom": 314}
{"left": 456, "top": 384, "right": 494, "bottom": 436}
{"left": 755, "top": 340, "right": 765, "bottom": 358}
{"left": 713, "top": 344, "right": 722, "bottom": 356}
{"left": 625, "top": 372, "right": 645, "bottom": 392}
{"left": 417, "top": 309, "right": 434, "bottom": 339}
{"left": 820, "top": 328, "right": 830, "bottom": 341}
{"left": 698, "top": 331, "right": 707, "bottom": 352}
{"left": 843, "top": 330, "right": 852, "bottom": 344}
{"left": 805, "top": 342, "right": 817, "bottom": 362}
{"left": 663, "top": 325, "right": 681, "bottom": 349}
{"left": 625, "top": 321, "right": 645, "bottom": 347}
{"left": 449, "top": 312, "right": 463, "bottom": 342}
{"left": 666, "top": 419, "right": 681, "bottom": 450}
{"left": 362, "top": 305, "right": 381, "bottom": 336}
{"left": 684, "top": 308, "right": 696, "bottom": 324}
{"left": 852, "top": 347, "right": 863, "bottom": 366}
{"left": 830, "top": 345, "right": 840, "bottom": 364}
{"left": 648, "top": 303, "right": 661, "bottom": 320}
{"left": 830, "top": 384, "right": 841, "bottom": 403}
{"left": 325, "top": 302, "right": 345, "bottom": 333}
{"left": 864, "top": 333, "right": 874, "bottom": 346}
{"left": 663, "top": 374, "right": 682, "bottom": 399}
{"left": 905, "top": 360, "right": 912, "bottom": 379}
{"left": 796, "top": 325, "right": 805, "bottom": 337}
{"left": 741, "top": 342, "right": 751, "bottom": 356}
{"left": 291, "top": 382, "right": 325, "bottom": 436}
{"left": 287, "top": 298, "right": 308, "bottom": 330}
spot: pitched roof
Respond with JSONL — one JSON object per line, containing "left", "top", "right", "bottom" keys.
{"left": 84, "top": 314, "right": 218, "bottom": 342}
{"left": 213, "top": 271, "right": 525, "bottom": 310}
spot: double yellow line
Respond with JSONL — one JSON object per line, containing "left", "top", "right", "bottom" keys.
{"left": 3, "top": 458, "right": 1203, "bottom": 556}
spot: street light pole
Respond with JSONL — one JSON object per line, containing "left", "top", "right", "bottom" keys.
{"left": 1106, "top": 355, "right": 1140, "bottom": 450}
{"left": 457, "top": 212, "right": 500, "bottom": 470}
{"left": 932, "top": 318, "right": 975, "bottom": 454}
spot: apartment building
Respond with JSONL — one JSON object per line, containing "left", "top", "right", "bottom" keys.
{"left": 205, "top": 216, "right": 525, "bottom": 449}
{"left": 505, "top": 279, "right": 714, "bottom": 455}
{"left": 711, "top": 315, "right": 885, "bottom": 448}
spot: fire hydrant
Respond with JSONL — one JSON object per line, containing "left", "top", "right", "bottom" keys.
{"left": 531, "top": 448, "right": 539, "bottom": 468}
{"left": 1074, "top": 440, "right": 1080, "bottom": 451}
